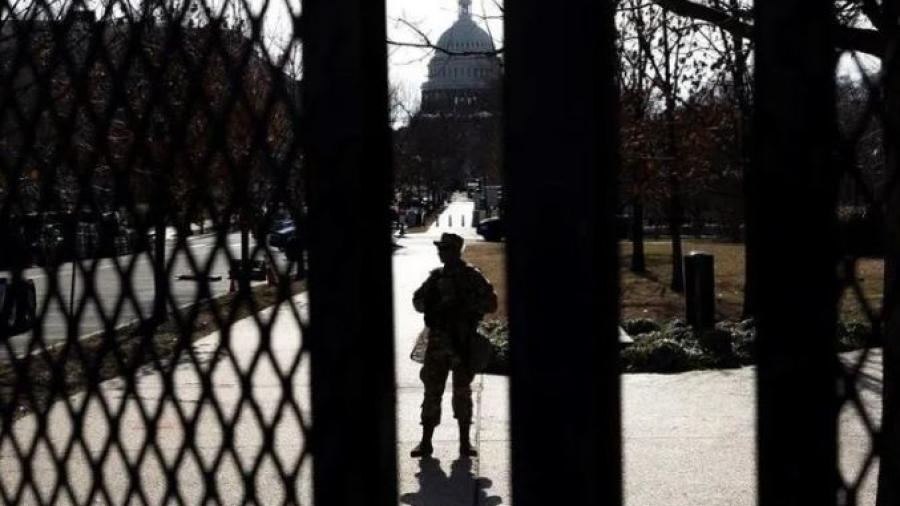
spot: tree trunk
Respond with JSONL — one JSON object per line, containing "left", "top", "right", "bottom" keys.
{"left": 876, "top": 16, "right": 900, "bottom": 506}
{"left": 669, "top": 195, "right": 684, "bottom": 293}
{"left": 665, "top": 110, "right": 683, "bottom": 292}
{"left": 707, "top": 0, "right": 756, "bottom": 317}
{"left": 631, "top": 199, "right": 646, "bottom": 273}
{"left": 742, "top": 184, "right": 758, "bottom": 318}
{"left": 661, "top": 10, "right": 683, "bottom": 293}
{"left": 729, "top": 18, "right": 757, "bottom": 319}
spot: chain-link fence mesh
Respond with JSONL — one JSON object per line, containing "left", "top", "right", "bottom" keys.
{"left": 834, "top": 4, "right": 896, "bottom": 502}
{"left": 0, "top": 0, "right": 896, "bottom": 504}
{"left": 0, "top": 0, "right": 311, "bottom": 502}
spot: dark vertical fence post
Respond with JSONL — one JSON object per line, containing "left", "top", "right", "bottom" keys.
{"left": 753, "top": 1, "right": 840, "bottom": 505}
{"left": 504, "top": 0, "right": 621, "bottom": 504}
{"left": 302, "top": 1, "right": 398, "bottom": 505}
{"left": 877, "top": 3, "right": 900, "bottom": 503}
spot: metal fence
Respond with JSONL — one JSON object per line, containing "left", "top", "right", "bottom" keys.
{"left": 0, "top": 0, "right": 314, "bottom": 503}
{"left": 0, "top": 0, "right": 894, "bottom": 504}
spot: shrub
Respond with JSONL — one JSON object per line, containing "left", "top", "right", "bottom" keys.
{"left": 621, "top": 318, "right": 661, "bottom": 335}
{"left": 732, "top": 333, "right": 755, "bottom": 365}
{"left": 698, "top": 328, "right": 734, "bottom": 357}
{"left": 713, "top": 319, "right": 756, "bottom": 364}
{"left": 479, "top": 319, "right": 510, "bottom": 375}
{"left": 473, "top": 315, "right": 884, "bottom": 375}
{"left": 837, "top": 320, "right": 872, "bottom": 352}
{"left": 737, "top": 318, "right": 756, "bottom": 333}
{"left": 622, "top": 337, "right": 695, "bottom": 373}
{"left": 662, "top": 319, "right": 694, "bottom": 342}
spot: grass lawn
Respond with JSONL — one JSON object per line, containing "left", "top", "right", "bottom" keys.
{"left": 465, "top": 242, "right": 508, "bottom": 320}
{"left": 466, "top": 240, "right": 883, "bottom": 323}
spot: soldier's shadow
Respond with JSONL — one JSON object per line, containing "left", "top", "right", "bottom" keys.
{"left": 400, "top": 457, "right": 503, "bottom": 506}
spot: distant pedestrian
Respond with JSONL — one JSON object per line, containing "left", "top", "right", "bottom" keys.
{"left": 411, "top": 233, "right": 497, "bottom": 458}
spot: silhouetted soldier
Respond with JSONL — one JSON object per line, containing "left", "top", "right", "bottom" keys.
{"left": 411, "top": 232, "right": 497, "bottom": 458}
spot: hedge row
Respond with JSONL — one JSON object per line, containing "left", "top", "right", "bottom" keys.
{"left": 479, "top": 317, "right": 874, "bottom": 375}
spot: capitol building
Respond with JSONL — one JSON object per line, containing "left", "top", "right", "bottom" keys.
{"left": 420, "top": 0, "right": 502, "bottom": 114}
{"left": 396, "top": 0, "right": 503, "bottom": 193}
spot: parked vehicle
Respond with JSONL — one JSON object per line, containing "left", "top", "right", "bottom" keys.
{"left": 268, "top": 218, "right": 297, "bottom": 249}
{"left": 0, "top": 278, "right": 37, "bottom": 335}
{"left": 476, "top": 217, "right": 504, "bottom": 242}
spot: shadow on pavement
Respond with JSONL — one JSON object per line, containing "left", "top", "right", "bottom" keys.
{"left": 400, "top": 457, "right": 502, "bottom": 506}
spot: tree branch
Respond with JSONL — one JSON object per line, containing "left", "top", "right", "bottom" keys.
{"left": 651, "top": 0, "right": 884, "bottom": 57}
{"left": 388, "top": 17, "right": 503, "bottom": 56}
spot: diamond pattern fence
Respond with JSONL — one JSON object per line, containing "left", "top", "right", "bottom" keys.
{"left": 833, "top": 4, "right": 897, "bottom": 504}
{"left": 1, "top": 0, "right": 897, "bottom": 504}
{"left": 0, "top": 0, "right": 314, "bottom": 503}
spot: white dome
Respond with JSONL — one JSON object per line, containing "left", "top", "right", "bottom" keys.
{"left": 422, "top": 1, "right": 500, "bottom": 93}
{"left": 435, "top": 16, "right": 495, "bottom": 54}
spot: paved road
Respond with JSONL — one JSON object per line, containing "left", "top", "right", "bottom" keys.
{"left": 0, "top": 231, "right": 286, "bottom": 357}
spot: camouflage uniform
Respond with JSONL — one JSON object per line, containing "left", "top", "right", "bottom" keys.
{"left": 413, "top": 260, "right": 497, "bottom": 428}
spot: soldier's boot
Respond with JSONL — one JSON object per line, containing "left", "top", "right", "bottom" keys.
{"left": 458, "top": 421, "right": 477, "bottom": 458}
{"left": 411, "top": 425, "right": 435, "bottom": 458}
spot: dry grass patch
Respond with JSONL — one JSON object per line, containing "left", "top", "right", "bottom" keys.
{"left": 620, "top": 240, "right": 883, "bottom": 322}
{"left": 840, "top": 257, "right": 884, "bottom": 320}
{"left": 620, "top": 241, "right": 746, "bottom": 320}
{"left": 467, "top": 239, "right": 883, "bottom": 323}
{"left": 465, "top": 242, "right": 507, "bottom": 320}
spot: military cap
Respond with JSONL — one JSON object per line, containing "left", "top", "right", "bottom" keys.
{"left": 433, "top": 233, "right": 464, "bottom": 251}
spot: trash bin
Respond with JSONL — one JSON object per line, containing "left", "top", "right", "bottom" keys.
{"left": 684, "top": 252, "right": 715, "bottom": 331}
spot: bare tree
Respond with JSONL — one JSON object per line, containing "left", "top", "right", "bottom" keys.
{"left": 648, "top": 0, "right": 882, "bottom": 56}
{"left": 623, "top": 3, "right": 710, "bottom": 292}
{"left": 652, "top": 1, "right": 897, "bottom": 504}
{"left": 618, "top": 0, "right": 656, "bottom": 274}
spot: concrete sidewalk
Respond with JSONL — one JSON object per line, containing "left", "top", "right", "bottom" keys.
{"left": 0, "top": 196, "right": 883, "bottom": 505}
{"left": 0, "top": 294, "right": 314, "bottom": 504}
{"left": 397, "top": 198, "right": 882, "bottom": 505}
{"left": 393, "top": 227, "right": 509, "bottom": 505}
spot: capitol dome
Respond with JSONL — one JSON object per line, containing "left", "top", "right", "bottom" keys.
{"left": 420, "top": 0, "right": 501, "bottom": 112}
{"left": 434, "top": 8, "right": 495, "bottom": 55}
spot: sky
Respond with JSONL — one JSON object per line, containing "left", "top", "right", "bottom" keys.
{"left": 78, "top": 0, "right": 503, "bottom": 96}
{"left": 386, "top": 0, "right": 503, "bottom": 109}
{"left": 125, "top": 0, "right": 873, "bottom": 109}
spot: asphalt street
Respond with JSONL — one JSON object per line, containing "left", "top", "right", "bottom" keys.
{"left": 0, "top": 230, "right": 285, "bottom": 357}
